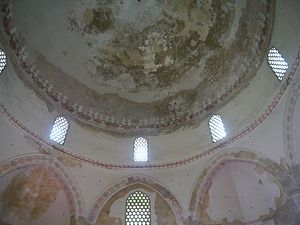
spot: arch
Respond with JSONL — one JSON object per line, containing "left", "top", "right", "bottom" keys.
{"left": 189, "top": 149, "right": 297, "bottom": 224}
{"left": 283, "top": 79, "right": 300, "bottom": 164}
{"left": 87, "top": 175, "right": 186, "bottom": 225}
{"left": 0, "top": 153, "right": 86, "bottom": 220}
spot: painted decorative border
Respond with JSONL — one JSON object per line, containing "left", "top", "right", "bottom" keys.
{"left": 86, "top": 175, "right": 186, "bottom": 225}
{"left": 0, "top": 43, "right": 299, "bottom": 170}
{"left": 0, "top": 3, "right": 299, "bottom": 169}
{"left": 0, "top": 1, "right": 274, "bottom": 135}
{"left": 283, "top": 80, "right": 300, "bottom": 164}
{"left": 190, "top": 149, "right": 294, "bottom": 225}
{"left": 0, "top": 153, "right": 86, "bottom": 218}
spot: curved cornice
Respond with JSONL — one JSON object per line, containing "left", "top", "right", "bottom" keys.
{"left": 283, "top": 79, "right": 300, "bottom": 164}
{"left": 0, "top": 0, "right": 274, "bottom": 136}
{"left": 0, "top": 46, "right": 299, "bottom": 169}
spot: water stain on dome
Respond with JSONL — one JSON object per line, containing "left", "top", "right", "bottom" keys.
{"left": 5, "top": 0, "right": 274, "bottom": 135}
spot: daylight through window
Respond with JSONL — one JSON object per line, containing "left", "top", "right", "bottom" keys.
{"left": 134, "top": 137, "right": 148, "bottom": 162}
{"left": 209, "top": 115, "right": 226, "bottom": 143}
{"left": 50, "top": 116, "right": 69, "bottom": 145}
{"left": 267, "top": 47, "right": 288, "bottom": 81}
{"left": 126, "top": 191, "right": 151, "bottom": 225}
{"left": 0, "top": 49, "right": 7, "bottom": 75}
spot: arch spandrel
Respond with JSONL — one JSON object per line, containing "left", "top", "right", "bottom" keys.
{"left": 189, "top": 149, "right": 297, "bottom": 225}
{"left": 87, "top": 175, "right": 186, "bottom": 225}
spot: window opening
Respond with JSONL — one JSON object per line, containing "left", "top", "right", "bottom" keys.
{"left": 267, "top": 47, "right": 288, "bottom": 81}
{"left": 0, "top": 49, "right": 7, "bottom": 75}
{"left": 209, "top": 115, "right": 226, "bottom": 143}
{"left": 126, "top": 191, "right": 151, "bottom": 225}
{"left": 49, "top": 116, "right": 69, "bottom": 145}
{"left": 134, "top": 137, "right": 148, "bottom": 162}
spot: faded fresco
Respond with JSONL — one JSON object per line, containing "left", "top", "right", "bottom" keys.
{"left": 3, "top": 0, "right": 274, "bottom": 135}
{"left": 0, "top": 167, "right": 60, "bottom": 224}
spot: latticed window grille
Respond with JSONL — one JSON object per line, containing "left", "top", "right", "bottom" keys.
{"left": 50, "top": 116, "right": 69, "bottom": 145}
{"left": 134, "top": 137, "right": 148, "bottom": 162}
{"left": 267, "top": 47, "right": 288, "bottom": 81}
{"left": 209, "top": 115, "right": 226, "bottom": 143}
{"left": 0, "top": 49, "right": 7, "bottom": 75}
{"left": 126, "top": 191, "right": 151, "bottom": 225}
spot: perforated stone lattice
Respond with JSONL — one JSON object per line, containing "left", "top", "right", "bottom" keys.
{"left": 0, "top": 49, "right": 7, "bottom": 74}
{"left": 50, "top": 116, "right": 69, "bottom": 145}
{"left": 268, "top": 47, "right": 288, "bottom": 81}
{"left": 134, "top": 137, "right": 148, "bottom": 162}
{"left": 126, "top": 191, "right": 151, "bottom": 225}
{"left": 209, "top": 115, "right": 226, "bottom": 143}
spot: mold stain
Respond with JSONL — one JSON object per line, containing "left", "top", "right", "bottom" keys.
{"left": 205, "top": 0, "right": 234, "bottom": 49}
{"left": 11, "top": 0, "right": 273, "bottom": 135}
{"left": 68, "top": 0, "right": 237, "bottom": 91}
{"left": 68, "top": 5, "right": 114, "bottom": 34}
{"left": 84, "top": 7, "right": 114, "bottom": 33}
{"left": 0, "top": 167, "right": 60, "bottom": 222}
{"left": 153, "top": 90, "right": 197, "bottom": 118}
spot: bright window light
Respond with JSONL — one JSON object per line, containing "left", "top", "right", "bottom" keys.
{"left": 0, "top": 49, "right": 7, "bottom": 75}
{"left": 267, "top": 47, "right": 288, "bottom": 81}
{"left": 134, "top": 137, "right": 148, "bottom": 162}
{"left": 126, "top": 191, "right": 151, "bottom": 225}
{"left": 209, "top": 115, "right": 226, "bottom": 143}
{"left": 50, "top": 116, "right": 69, "bottom": 145}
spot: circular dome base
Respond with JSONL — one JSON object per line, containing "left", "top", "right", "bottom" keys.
{"left": 2, "top": 0, "right": 273, "bottom": 135}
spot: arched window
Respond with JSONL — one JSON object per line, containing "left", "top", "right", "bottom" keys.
{"left": 0, "top": 49, "right": 7, "bottom": 75}
{"left": 49, "top": 116, "right": 69, "bottom": 145}
{"left": 267, "top": 47, "right": 288, "bottom": 81}
{"left": 134, "top": 137, "right": 148, "bottom": 162}
{"left": 125, "top": 191, "right": 151, "bottom": 225}
{"left": 209, "top": 115, "right": 226, "bottom": 143}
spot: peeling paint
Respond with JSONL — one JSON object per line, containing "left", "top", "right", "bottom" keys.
{"left": 95, "top": 184, "right": 177, "bottom": 225}
{"left": 5, "top": 0, "right": 274, "bottom": 135}
{"left": 0, "top": 167, "right": 60, "bottom": 222}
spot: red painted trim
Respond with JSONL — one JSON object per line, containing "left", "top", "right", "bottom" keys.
{"left": 0, "top": 1, "right": 299, "bottom": 169}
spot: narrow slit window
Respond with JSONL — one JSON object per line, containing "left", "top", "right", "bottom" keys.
{"left": 50, "top": 116, "right": 69, "bottom": 145}
{"left": 209, "top": 115, "right": 226, "bottom": 143}
{"left": 267, "top": 47, "right": 288, "bottom": 81}
{"left": 126, "top": 191, "right": 151, "bottom": 225}
{"left": 134, "top": 137, "right": 148, "bottom": 162}
{"left": 0, "top": 49, "right": 7, "bottom": 75}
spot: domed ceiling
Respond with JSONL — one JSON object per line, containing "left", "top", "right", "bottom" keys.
{"left": 1, "top": 0, "right": 273, "bottom": 136}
